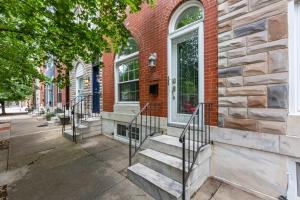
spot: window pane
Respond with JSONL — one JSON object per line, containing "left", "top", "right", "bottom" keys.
{"left": 129, "top": 70, "right": 135, "bottom": 80}
{"left": 118, "top": 59, "right": 139, "bottom": 83}
{"left": 118, "top": 38, "right": 138, "bottom": 58}
{"left": 117, "top": 124, "right": 127, "bottom": 137}
{"left": 131, "top": 127, "right": 139, "bottom": 140}
{"left": 176, "top": 6, "right": 203, "bottom": 30}
{"left": 177, "top": 30, "right": 198, "bottom": 114}
{"left": 119, "top": 81, "right": 139, "bottom": 101}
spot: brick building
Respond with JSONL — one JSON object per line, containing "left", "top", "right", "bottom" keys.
{"left": 98, "top": 0, "right": 300, "bottom": 199}
{"left": 35, "top": 57, "right": 69, "bottom": 111}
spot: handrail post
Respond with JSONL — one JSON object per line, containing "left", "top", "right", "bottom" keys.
{"left": 129, "top": 124, "right": 132, "bottom": 166}
{"left": 182, "top": 135, "right": 186, "bottom": 200}
{"left": 72, "top": 105, "right": 75, "bottom": 143}
{"left": 179, "top": 103, "right": 213, "bottom": 199}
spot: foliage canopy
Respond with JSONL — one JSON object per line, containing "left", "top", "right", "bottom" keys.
{"left": 0, "top": 0, "right": 153, "bottom": 106}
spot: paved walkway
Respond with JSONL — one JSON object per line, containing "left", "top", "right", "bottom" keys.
{"left": 193, "top": 178, "right": 263, "bottom": 200}
{"left": 0, "top": 115, "right": 152, "bottom": 200}
{"left": 0, "top": 114, "right": 263, "bottom": 200}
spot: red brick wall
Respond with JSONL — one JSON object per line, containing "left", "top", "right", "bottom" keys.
{"left": 102, "top": 0, "right": 217, "bottom": 125}
{"left": 54, "top": 67, "right": 69, "bottom": 107}
{"left": 102, "top": 53, "right": 115, "bottom": 112}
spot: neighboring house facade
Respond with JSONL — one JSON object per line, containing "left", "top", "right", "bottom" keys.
{"left": 69, "top": 59, "right": 102, "bottom": 113}
{"left": 100, "top": 0, "right": 300, "bottom": 199}
{"left": 35, "top": 57, "right": 69, "bottom": 111}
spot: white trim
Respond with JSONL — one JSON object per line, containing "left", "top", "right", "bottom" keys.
{"left": 168, "top": 0, "right": 204, "bottom": 33}
{"left": 114, "top": 49, "right": 139, "bottom": 104}
{"left": 169, "top": 21, "right": 201, "bottom": 39}
{"left": 115, "top": 51, "right": 139, "bottom": 64}
{"left": 288, "top": 159, "right": 300, "bottom": 200}
{"left": 167, "top": 0, "right": 204, "bottom": 125}
{"left": 75, "top": 62, "right": 84, "bottom": 78}
{"left": 289, "top": 0, "right": 300, "bottom": 115}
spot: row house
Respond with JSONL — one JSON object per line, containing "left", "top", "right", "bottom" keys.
{"left": 93, "top": 0, "right": 300, "bottom": 200}
{"left": 35, "top": 57, "right": 69, "bottom": 112}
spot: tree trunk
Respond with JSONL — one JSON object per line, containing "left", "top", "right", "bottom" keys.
{"left": 0, "top": 101, "right": 6, "bottom": 115}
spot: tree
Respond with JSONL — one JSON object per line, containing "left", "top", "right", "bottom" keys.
{"left": 0, "top": 0, "right": 154, "bottom": 86}
{"left": 0, "top": 32, "right": 44, "bottom": 114}
{"left": 0, "top": 0, "right": 154, "bottom": 114}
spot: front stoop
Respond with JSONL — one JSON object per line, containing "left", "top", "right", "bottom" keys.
{"left": 127, "top": 135, "right": 211, "bottom": 200}
{"left": 63, "top": 117, "right": 102, "bottom": 141}
{"left": 128, "top": 163, "right": 182, "bottom": 200}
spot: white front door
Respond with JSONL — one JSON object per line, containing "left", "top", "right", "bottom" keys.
{"left": 168, "top": 24, "right": 204, "bottom": 125}
{"left": 76, "top": 77, "right": 84, "bottom": 99}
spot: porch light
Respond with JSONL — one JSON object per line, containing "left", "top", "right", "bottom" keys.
{"left": 148, "top": 53, "right": 157, "bottom": 68}
{"left": 84, "top": 77, "right": 91, "bottom": 87}
{"left": 96, "top": 74, "right": 101, "bottom": 83}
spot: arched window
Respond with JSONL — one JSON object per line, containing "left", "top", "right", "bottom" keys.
{"left": 175, "top": 6, "right": 203, "bottom": 30}
{"left": 168, "top": 1, "right": 204, "bottom": 124}
{"left": 75, "top": 62, "right": 84, "bottom": 97}
{"left": 115, "top": 38, "right": 139, "bottom": 102}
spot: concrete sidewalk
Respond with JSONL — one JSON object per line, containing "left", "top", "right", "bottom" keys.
{"left": 0, "top": 115, "right": 264, "bottom": 200}
{"left": 0, "top": 115, "right": 152, "bottom": 200}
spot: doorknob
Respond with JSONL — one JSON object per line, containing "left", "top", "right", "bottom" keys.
{"left": 172, "top": 78, "right": 176, "bottom": 100}
{"left": 172, "top": 85, "right": 176, "bottom": 100}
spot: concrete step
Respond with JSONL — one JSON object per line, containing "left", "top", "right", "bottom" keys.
{"left": 63, "top": 129, "right": 80, "bottom": 141}
{"left": 82, "top": 117, "right": 102, "bottom": 126}
{"left": 128, "top": 163, "right": 182, "bottom": 200}
{"left": 145, "top": 135, "right": 200, "bottom": 159}
{"left": 138, "top": 149, "right": 196, "bottom": 184}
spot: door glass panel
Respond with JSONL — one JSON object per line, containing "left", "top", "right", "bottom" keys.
{"left": 177, "top": 31, "right": 198, "bottom": 114}
{"left": 78, "top": 78, "right": 84, "bottom": 97}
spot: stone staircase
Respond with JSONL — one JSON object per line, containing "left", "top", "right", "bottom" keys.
{"left": 63, "top": 117, "right": 102, "bottom": 141}
{"left": 127, "top": 134, "right": 211, "bottom": 200}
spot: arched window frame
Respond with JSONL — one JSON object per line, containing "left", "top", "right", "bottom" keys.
{"left": 75, "top": 62, "right": 85, "bottom": 98}
{"left": 169, "top": 1, "right": 204, "bottom": 35}
{"left": 167, "top": 1, "right": 205, "bottom": 124}
{"left": 114, "top": 38, "right": 140, "bottom": 103}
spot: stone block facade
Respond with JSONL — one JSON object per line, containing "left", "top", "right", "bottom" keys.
{"left": 70, "top": 60, "right": 103, "bottom": 111}
{"left": 217, "top": 0, "right": 288, "bottom": 135}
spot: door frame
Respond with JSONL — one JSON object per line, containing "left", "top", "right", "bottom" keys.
{"left": 92, "top": 65, "right": 100, "bottom": 113}
{"left": 167, "top": 21, "right": 204, "bottom": 126}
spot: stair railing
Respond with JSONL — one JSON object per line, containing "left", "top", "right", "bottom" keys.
{"left": 61, "top": 102, "right": 71, "bottom": 134}
{"left": 128, "top": 102, "right": 161, "bottom": 166}
{"left": 70, "top": 94, "right": 101, "bottom": 143}
{"left": 179, "top": 102, "right": 212, "bottom": 200}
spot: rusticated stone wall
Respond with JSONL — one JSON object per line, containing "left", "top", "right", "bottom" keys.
{"left": 217, "top": 0, "right": 288, "bottom": 135}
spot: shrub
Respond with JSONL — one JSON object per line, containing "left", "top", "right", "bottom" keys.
{"left": 46, "top": 112, "right": 55, "bottom": 121}
{"left": 54, "top": 108, "right": 63, "bottom": 114}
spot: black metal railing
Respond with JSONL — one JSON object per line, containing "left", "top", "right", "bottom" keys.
{"left": 179, "top": 103, "right": 212, "bottom": 200}
{"left": 61, "top": 94, "right": 101, "bottom": 143}
{"left": 128, "top": 102, "right": 162, "bottom": 166}
{"left": 61, "top": 102, "right": 71, "bottom": 134}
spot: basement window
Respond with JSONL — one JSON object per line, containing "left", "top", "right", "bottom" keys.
{"left": 117, "top": 124, "right": 127, "bottom": 137}
{"left": 116, "top": 123, "right": 139, "bottom": 140}
{"left": 130, "top": 127, "right": 139, "bottom": 140}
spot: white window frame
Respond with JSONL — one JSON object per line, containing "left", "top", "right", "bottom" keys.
{"left": 288, "top": 159, "right": 300, "bottom": 200}
{"left": 114, "top": 49, "right": 139, "bottom": 104}
{"left": 114, "top": 122, "right": 140, "bottom": 143}
{"left": 289, "top": 0, "right": 300, "bottom": 115}
{"left": 75, "top": 62, "right": 85, "bottom": 98}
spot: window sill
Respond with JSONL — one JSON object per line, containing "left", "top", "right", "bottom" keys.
{"left": 114, "top": 103, "right": 140, "bottom": 115}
